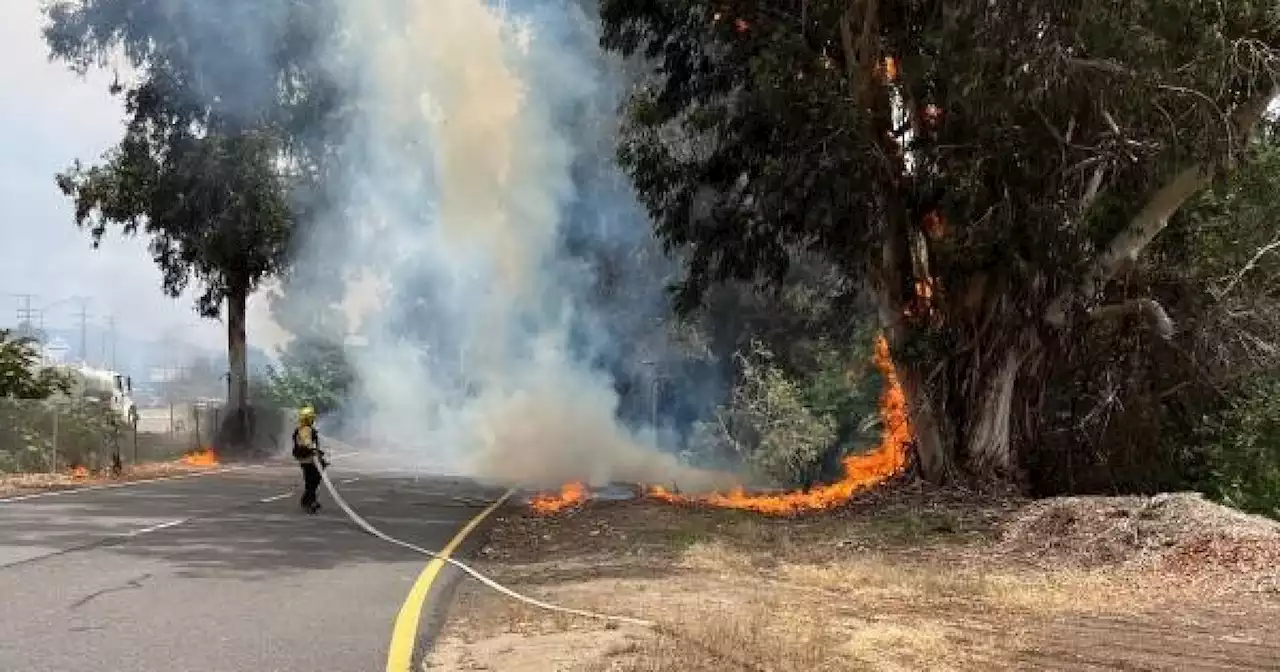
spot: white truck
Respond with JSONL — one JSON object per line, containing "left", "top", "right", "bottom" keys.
{"left": 55, "top": 364, "right": 139, "bottom": 426}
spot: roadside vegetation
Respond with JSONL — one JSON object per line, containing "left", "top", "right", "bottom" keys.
{"left": 0, "top": 330, "right": 219, "bottom": 495}
{"left": 431, "top": 491, "right": 1280, "bottom": 671}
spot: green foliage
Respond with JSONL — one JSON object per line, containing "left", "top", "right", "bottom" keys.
{"left": 602, "top": 0, "right": 1280, "bottom": 315}
{"left": 736, "top": 344, "right": 836, "bottom": 486}
{"left": 55, "top": 131, "right": 293, "bottom": 316}
{"left": 0, "top": 400, "right": 125, "bottom": 472}
{"left": 263, "top": 338, "right": 354, "bottom": 416}
{"left": 602, "top": 0, "right": 1280, "bottom": 484}
{"left": 44, "top": 0, "right": 346, "bottom": 425}
{"left": 1198, "top": 376, "right": 1280, "bottom": 518}
{"left": 44, "top": 0, "right": 341, "bottom": 315}
{"left": 797, "top": 334, "right": 882, "bottom": 452}
{"left": 0, "top": 331, "right": 71, "bottom": 399}
{"left": 1029, "top": 131, "right": 1280, "bottom": 502}
{"left": 1125, "top": 131, "right": 1280, "bottom": 517}
{"left": 1161, "top": 132, "right": 1280, "bottom": 295}
{"left": 690, "top": 334, "right": 882, "bottom": 488}
{"left": 706, "top": 341, "right": 837, "bottom": 486}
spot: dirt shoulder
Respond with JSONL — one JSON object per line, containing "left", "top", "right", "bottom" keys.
{"left": 0, "top": 462, "right": 221, "bottom": 498}
{"left": 428, "top": 486, "right": 1280, "bottom": 671}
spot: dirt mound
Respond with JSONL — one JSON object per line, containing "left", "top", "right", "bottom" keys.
{"left": 999, "top": 492, "right": 1280, "bottom": 572}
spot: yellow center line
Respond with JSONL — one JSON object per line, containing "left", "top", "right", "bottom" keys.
{"left": 385, "top": 487, "right": 515, "bottom": 672}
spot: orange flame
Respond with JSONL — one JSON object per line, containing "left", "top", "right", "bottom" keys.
{"left": 70, "top": 466, "right": 90, "bottom": 480}
{"left": 181, "top": 447, "right": 219, "bottom": 467}
{"left": 530, "top": 482, "right": 589, "bottom": 515}
{"left": 646, "top": 335, "right": 910, "bottom": 515}
{"left": 904, "top": 276, "right": 940, "bottom": 319}
{"left": 880, "top": 56, "right": 899, "bottom": 82}
{"left": 527, "top": 336, "right": 912, "bottom": 517}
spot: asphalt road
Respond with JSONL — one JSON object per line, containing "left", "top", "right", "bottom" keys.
{"left": 0, "top": 455, "right": 509, "bottom": 672}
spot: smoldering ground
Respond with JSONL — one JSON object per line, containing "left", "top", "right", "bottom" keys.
{"left": 272, "top": 0, "right": 737, "bottom": 491}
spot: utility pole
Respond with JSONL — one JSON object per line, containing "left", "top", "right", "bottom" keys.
{"left": 76, "top": 302, "right": 89, "bottom": 364}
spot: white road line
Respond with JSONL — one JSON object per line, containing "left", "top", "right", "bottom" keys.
{"left": 94, "top": 474, "right": 367, "bottom": 537}
{"left": 0, "top": 458, "right": 382, "bottom": 570}
{"left": 258, "top": 476, "right": 360, "bottom": 503}
{"left": 0, "top": 451, "right": 365, "bottom": 505}
{"left": 124, "top": 519, "right": 189, "bottom": 537}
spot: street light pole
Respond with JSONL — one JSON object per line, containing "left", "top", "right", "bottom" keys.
{"left": 640, "top": 359, "right": 663, "bottom": 428}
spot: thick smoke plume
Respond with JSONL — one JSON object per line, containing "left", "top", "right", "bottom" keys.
{"left": 286, "top": 0, "right": 732, "bottom": 490}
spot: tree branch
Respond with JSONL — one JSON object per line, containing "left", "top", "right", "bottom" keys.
{"left": 1215, "top": 236, "right": 1280, "bottom": 298}
{"left": 1079, "top": 163, "right": 1106, "bottom": 214}
{"left": 1065, "top": 57, "right": 1136, "bottom": 78}
{"left": 1046, "top": 88, "right": 1278, "bottom": 327}
{"left": 1089, "top": 298, "right": 1175, "bottom": 339}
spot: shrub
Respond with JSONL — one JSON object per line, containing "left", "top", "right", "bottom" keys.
{"left": 0, "top": 399, "right": 126, "bottom": 472}
{"left": 1198, "top": 376, "right": 1280, "bottom": 519}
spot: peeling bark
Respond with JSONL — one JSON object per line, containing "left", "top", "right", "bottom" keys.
{"left": 965, "top": 349, "right": 1023, "bottom": 477}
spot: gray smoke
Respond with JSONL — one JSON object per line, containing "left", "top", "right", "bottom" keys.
{"left": 281, "top": 0, "right": 734, "bottom": 490}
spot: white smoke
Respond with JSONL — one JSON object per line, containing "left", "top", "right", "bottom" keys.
{"left": 289, "top": 0, "right": 732, "bottom": 490}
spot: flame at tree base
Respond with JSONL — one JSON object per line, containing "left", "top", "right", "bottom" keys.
{"left": 181, "top": 447, "right": 220, "bottom": 467}
{"left": 528, "top": 335, "right": 912, "bottom": 516}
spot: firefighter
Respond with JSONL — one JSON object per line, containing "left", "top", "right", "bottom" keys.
{"left": 292, "top": 405, "right": 328, "bottom": 514}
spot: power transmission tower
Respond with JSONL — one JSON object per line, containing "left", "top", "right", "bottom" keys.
{"left": 76, "top": 302, "right": 89, "bottom": 363}
{"left": 12, "top": 294, "right": 39, "bottom": 341}
{"left": 15, "top": 294, "right": 36, "bottom": 321}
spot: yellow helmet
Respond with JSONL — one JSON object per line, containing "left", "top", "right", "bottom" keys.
{"left": 298, "top": 405, "right": 317, "bottom": 425}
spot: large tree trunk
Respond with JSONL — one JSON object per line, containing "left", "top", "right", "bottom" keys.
{"left": 896, "top": 363, "right": 955, "bottom": 482}
{"left": 964, "top": 348, "right": 1026, "bottom": 479}
{"left": 896, "top": 340, "right": 1034, "bottom": 485}
{"left": 218, "top": 280, "right": 255, "bottom": 454}
{"left": 227, "top": 285, "right": 249, "bottom": 412}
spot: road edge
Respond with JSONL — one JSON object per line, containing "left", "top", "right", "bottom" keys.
{"left": 384, "top": 487, "right": 514, "bottom": 672}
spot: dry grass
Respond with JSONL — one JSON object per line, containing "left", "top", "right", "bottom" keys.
{"left": 0, "top": 460, "right": 217, "bottom": 497}
{"left": 585, "top": 598, "right": 848, "bottom": 672}
{"left": 428, "top": 488, "right": 1280, "bottom": 672}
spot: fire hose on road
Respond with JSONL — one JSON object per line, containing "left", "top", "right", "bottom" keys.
{"left": 316, "top": 460, "right": 656, "bottom": 628}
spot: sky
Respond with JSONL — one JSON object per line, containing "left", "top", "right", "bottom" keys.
{"left": 0, "top": 1, "right": 287, "bottom": 356}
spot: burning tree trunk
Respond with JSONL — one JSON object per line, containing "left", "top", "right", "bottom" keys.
{"left": 895, "top": 362, "right": 954, "bottom": 481}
